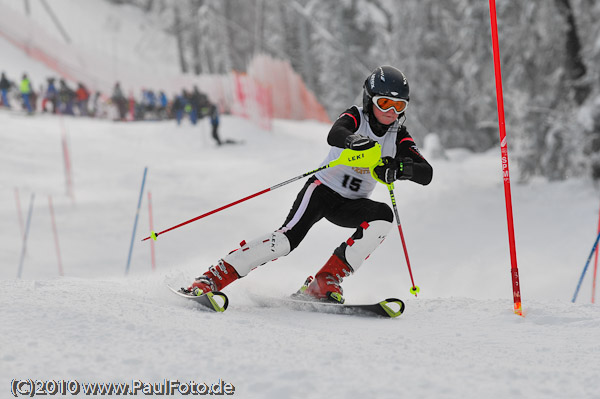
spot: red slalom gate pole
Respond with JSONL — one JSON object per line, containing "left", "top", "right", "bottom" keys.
{"left": 48, "top": 195, "right": 64, "bottom": 276}
{"left": 148, "top": 191, "right": 156, "bottom": 271}
{"left": 60, "top": 118, "right": 75, "bottom": 202}
{"left": 489, "top": 0, "right": 523, "bottom": 316}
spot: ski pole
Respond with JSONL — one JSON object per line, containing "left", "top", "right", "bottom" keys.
{"left": 387, "top": 182, "right": 420, "bottom": 297}
{"left": 126, "top": 167, "right": 148, "bottom": 274}
{"left": 142, "top": 145, "right": 382, "bottom": 241}
{"left": 369, "top": 160, "right": 420, "bottom": 296}
{"left": 572, "top": 230, "right": 600, "bottom": 303}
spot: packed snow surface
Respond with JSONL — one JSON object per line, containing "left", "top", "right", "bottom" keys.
{"left": 1, "top": 112, "right": 599, "bottom": 399}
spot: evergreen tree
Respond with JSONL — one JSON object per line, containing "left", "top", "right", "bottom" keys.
{"left": 134, "top": 0, "right": 600, "bottom": 181}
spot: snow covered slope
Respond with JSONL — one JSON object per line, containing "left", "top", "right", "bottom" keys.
{"left": 1, "top": 111, "right": 599, "bottom": 399}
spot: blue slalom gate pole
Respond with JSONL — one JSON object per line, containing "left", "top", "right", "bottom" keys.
{"left": 17, "top": 193, "right": 35, "bottom": 279}
{"left": 572, "top": 230, "right": 600, "bottom": 303}
{"left": 125, "top": 167, "right": 148, "bottom": 275}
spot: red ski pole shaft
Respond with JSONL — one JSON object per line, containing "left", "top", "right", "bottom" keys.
{"left": 142, "top": 165, "right": 328, "bottom": 241}
{"left": 142, "top": 145, "right": 383, "bottom": 242}
{"left": 387, "top": 184, "right": 419, "bottom": 297}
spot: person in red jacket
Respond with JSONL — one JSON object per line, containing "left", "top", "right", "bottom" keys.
{"left": 75, "top": 82, "right": 90, "bottom": 116}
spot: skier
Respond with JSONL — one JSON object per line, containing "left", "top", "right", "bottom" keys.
{"left": 209, "top": 103, "right": 222, "bottom": 146}
{"left": 184, "top": 66, "right": 433, "bottom": 303}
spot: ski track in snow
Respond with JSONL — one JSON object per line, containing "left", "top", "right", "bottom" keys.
{"left": 1, "top": 276, "right": 599, "bottom": 399}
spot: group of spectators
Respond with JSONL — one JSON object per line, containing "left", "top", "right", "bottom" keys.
{"left": 1, "top": 71, "right": 97, "bottom": 116}
{"left": 0, "top": 71, "right": 226, "bottom": 145}
{"left": 0, "top": 71, "right": 225, "bottom": 145}
{"left": 110, "top": 81, "right": 224, "bottom": 144}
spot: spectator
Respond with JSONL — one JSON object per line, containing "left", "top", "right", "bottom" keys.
{"left": 111, "top": 82, "right": 127, "bottom": 120}
{"left": 185, "top": 89, "right": 198, "bottom": 124}
{"left": 157, "top": 91, "right": 168, "bottom": 119}
{"left": 198, "top": 90, "right": 210, "bottom": 118}
{"left": 189, "top": 86, "right": 210, "bottom": 122}
{"left": 90, "top": 91, "right": 102, "bottom": 117}
{"left": 20, "top": 73, "right": 33, "bottom": 113}
{"left": 43, "top": 77, "right": 57, "bottom": 113}
{"left": 172, "top": 92, "right": 186, "bottom": 125}
{"left": 58, "top": 79, "right": 76, "bottom": 115}
{"left": 0, "top": 72, "right": 10, "bottom": 108}
{"left": 75, "top": 82, "right": 90, "bottom": 116}
{"left": 143, "top": 89, "right": 156, "bottom": 116}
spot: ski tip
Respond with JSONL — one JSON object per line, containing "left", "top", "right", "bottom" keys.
{"left": 379, "top": 298, "right": 405, "bottom": 318}
{"left": 207, "top": 291, "right": 229, "bottom": 312}
{"left": 167, "top": 285, "right": 229, "bottom": 312}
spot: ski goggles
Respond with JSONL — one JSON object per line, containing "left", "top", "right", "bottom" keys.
{"left": 372, "top": 96, "right": 408, "bottom": 114}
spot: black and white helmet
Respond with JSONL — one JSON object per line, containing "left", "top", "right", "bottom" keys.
{"left": 362, "top": 65, "right": 410, "bottom": 113}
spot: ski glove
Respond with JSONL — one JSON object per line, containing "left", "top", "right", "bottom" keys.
{"left": 345, "top": 134, "right": 376, "bottom": 151}
{"left": 373, "top": 157, "right": 414, "bottom": 183}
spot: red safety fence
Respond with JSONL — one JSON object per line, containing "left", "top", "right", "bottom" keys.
{"left": 0, "top": 3, "right": 328, "bottom": 129}
{"left": 247, "top": 55, "right": 330, "bottom": 123}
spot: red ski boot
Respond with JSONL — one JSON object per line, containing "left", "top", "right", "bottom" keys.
{"left": 186, "top": 260, "right": 240, "bottom": 296}
{"left": 301, "top": 253, "right": 353, "bottom": 303}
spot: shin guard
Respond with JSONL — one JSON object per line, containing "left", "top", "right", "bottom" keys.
{"left": 223, "top": 231, "right": 291, "bottom": 277}
{"left": 339, "top": 220, "right": 391, "bottom": 271}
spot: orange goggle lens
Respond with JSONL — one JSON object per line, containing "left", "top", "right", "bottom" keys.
{"left": 373, "top": 96, "right": 408, "bottom": 114}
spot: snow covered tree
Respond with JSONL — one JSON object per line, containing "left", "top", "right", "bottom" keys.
{"left": 131, "top": 0, "right": 600, "bottom": 181}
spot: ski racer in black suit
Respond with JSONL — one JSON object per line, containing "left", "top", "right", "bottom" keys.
{"left": 185, "top": 66, "right": 433, "bottom": 303}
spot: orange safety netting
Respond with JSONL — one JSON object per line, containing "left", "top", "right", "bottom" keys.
{"left": 0, "top": 2, "right": 329, "bottom": 129}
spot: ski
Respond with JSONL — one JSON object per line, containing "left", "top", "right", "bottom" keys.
{"left": 167, "top": 285, "right": 229, "bottom": 313}
{"left": 252, "top": 294, "right": 405, "bottom": 318}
